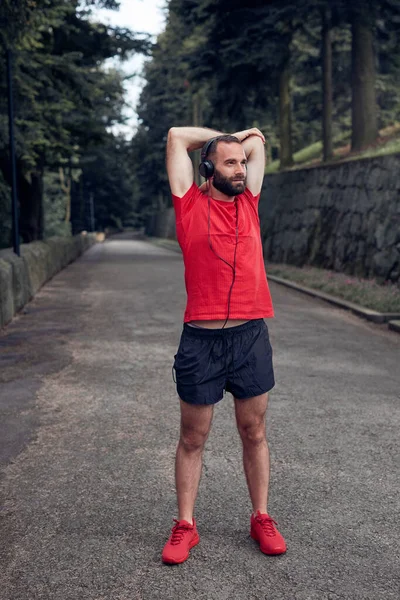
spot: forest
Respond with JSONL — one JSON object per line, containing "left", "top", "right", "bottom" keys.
{"left": 0, "top": 0, "right": 150, "bottom": 247}
{"left": 1, "top": 0, "right": 400, "bottom": 248}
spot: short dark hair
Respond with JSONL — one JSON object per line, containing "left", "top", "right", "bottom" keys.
{"left": 204, "top": 134, "right": 241, "bottom": 160}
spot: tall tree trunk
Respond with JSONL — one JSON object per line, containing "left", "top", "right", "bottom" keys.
{"left": 59, "top": 164, "right": 72, "bottom": 223}
{"left": 351, "top": 15, "right": 378, "bottom": 151}
{"left": 321, "top": 6, "right": 333, "bottom": 162}
{"left": 19, "top": 164, "right": 44, "bottom": 242}
{"left": 279, "top": 58, "right": 293, "bottom": 170}
{"left": 71, "top": 177, "right": 85, "bottom": 234}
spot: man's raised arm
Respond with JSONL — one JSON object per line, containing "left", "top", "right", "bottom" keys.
{"left": 233, "top": 128, "right": 266, "bottom": 197}
{"left": 166, "top": 127, "right": 223, "bottom": 197}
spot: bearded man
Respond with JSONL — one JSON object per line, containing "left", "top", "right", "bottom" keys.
{"left": 162, "top": 127, "right": 286, "bottom": 564}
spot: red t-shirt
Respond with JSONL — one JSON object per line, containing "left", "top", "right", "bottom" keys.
{"left": 172, "top": 182, "right": 274, "bottom": 323}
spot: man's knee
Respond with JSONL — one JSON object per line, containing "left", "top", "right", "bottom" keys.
{"left": 237, "top": 418, "right": 266, "bottom": 446}
{"left": 179, "top": 423, "right": 210, "bottom": 453}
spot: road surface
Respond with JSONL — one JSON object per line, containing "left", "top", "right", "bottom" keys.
{"left": 1, "top": 234, "right": 399, "bottom": 600}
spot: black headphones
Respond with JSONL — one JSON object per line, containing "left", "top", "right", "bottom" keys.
{"left": 199, "top": 137, "right": 219, "bottom": 179}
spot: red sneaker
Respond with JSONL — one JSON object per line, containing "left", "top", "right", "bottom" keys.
{"left": 162, "top": 519, "right": 200, "bottom": 564}
{"left": 250, "top": 511, "right": 287, "bottom": 555}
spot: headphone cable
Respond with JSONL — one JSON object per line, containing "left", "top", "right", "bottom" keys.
{"left": 207, "top": 180, "right": 239, "bottom": 329}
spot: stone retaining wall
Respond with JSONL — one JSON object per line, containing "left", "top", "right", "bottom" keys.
{"left": 146, "top": 153, "right": 400, "bottom": 285}
{"left": 0, "top": 233, "right": 97, "bottom": 328}
{"left": 259, "top": 153, "right": 400, "bottom": 284}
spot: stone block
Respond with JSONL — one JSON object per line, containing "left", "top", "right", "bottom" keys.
{"left": 335, "top": 213, "right": 351, "bottom": 237}
{"left": 339, "top": 162, "right": 353, "bottom": 188}
{"left": 353, "top": 169, "right": 366, "bottom": 191}
{"left": 374, "top": 218, "right": 399, "bottom": 251}
{"left": 20, "top": 242, "right": 52, "bottom": 296}
{"left": 372, "top": 248, "right": 400, "bottom": 279}
{"left": 385, "top": 216, "right": 400, "bottom": 247}
{"left": 334, "top": 237, "right": 348, "bottom": 263}
{"left": 0, "top": 258, "right": 14, "bottom": 327}
{"left": 42, "top": 237, "right": 66, "bottom": 276}
{"left": 365, "top": 163, "right": 382, "bottom": 191}
{"left": 349, "top": 213, "right": 362, "bottom": 236}
{"left": 356, "top": 189, "right": 373, "bottom": 213}
{"left": 0, "top": 249, "right": 32, "bottom": 311}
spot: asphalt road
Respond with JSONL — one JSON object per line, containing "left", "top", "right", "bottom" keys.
{"left": 1, "top": 234, "right": 399, "bottom": 600}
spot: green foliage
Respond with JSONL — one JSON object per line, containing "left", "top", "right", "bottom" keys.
{"left": 130, "top": 0, "right": 400, "bottom": 214}
{"left": 70, "top": 133, "right": 139, "bottom": 232}
{"left": 0, "top": 0, "right": 151, "bottom": 245}
{"left": 43, "top": 167, "right": 80, "bottom": 238}
{"left": 2, "top": 0, "right": 399, "bottom": 243}
{"left": 131, "top": 6, "right": 195, "bottom": 215}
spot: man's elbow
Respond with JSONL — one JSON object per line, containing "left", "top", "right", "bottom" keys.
{"left": 168, "top": 127, "right": 179, "bottom": 142}
{"left": 167, "top": 127, "right": 187, "bottom": 152}
{"left": 168, "top": 128, "right": 183, "bottom": 150}
{"left": 250, "top": 134, "right": 265, "bottom": 149}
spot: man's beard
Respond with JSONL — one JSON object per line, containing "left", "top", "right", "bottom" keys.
{"left": 212, "top": 168, "right": 246, "bottom": 196}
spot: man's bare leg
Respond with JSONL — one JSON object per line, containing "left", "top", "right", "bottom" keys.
{"left": 234, "top": 392, "right": 270, "bottom": 513}
{"left": 175, "top": 398, "right": 214, "bottom": 523}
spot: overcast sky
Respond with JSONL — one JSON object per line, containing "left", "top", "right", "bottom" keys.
{"left": 92, "top": 0, "right": 167, "bottom": 137}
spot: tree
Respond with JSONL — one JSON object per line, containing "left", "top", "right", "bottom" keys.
{"left": 349, "top": 0, "right": 400, "bottom": 151}
{"left": 177, "top": 0, "right": 298, "bottom": 166}
{"left": 131, "top": 4, "right": 195, "bottom": 216}
{"left": 129, "top": 0, "right": 400, "bottom": 226}
{"left": 70, "top": 133, "right": 138, "bottom": 233}
{"left": 351, "top": 4, "right": 378, "bottom": 150}
{"left": 0, "top": 0, "right": 150, "bottom": 245}
{"left": 375, "top": 1, "right": 400, "bottom": 128}
{"left": 321, "top": 4, "right": 333, "bottom": 161}
{"left": 279, "top": 53, "right": 294, "bottom": 169}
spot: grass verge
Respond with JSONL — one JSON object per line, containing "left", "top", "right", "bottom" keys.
{"left": 266, "top": 263, "right": 400, "bottom": 313}
{"left": 266, "top": 123, "right": 400, "bottom": 174}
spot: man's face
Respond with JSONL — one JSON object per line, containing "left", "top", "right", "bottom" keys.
{"left": 212, "top": 142, "right": 247, "bottom": 196}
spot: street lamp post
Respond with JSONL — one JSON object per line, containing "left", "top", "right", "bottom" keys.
{"left": 6, "top": 47, "right": 20, "bottom": 256}
{"left": 89, "top": 192, "right": 95, "bottom": 232}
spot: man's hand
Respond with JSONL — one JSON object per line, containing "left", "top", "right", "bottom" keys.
{"left": 232, "top": 128, "right": 265, "bottom": 144}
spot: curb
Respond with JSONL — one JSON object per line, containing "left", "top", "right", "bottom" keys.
{"left": 388, "top": 320, "right": 400, "bottom": 333}
{"left": 267, "top": 275, "right": 400, "bottom": 332}
{"left": 147, "top": 237, "right": 399, "bottom": 335}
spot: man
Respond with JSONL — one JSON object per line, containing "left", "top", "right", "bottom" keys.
{"left": 162, "top": 126, "right": 286, "bottom": 564}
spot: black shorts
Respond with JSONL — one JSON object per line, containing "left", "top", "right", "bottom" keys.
{"left": 173, "top": 319, "right": 275, "bottom": 405}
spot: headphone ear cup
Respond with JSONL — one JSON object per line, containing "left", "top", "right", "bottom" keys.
{"left": 199, "top": 159, "right": 214, "bottom": 179}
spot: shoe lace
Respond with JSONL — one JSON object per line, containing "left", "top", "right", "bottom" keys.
{"left": 255, "top": 512, "right": 278, "bottom": 537}
{"left": 170, "top": 520, "right": 193, "bottom": 545}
